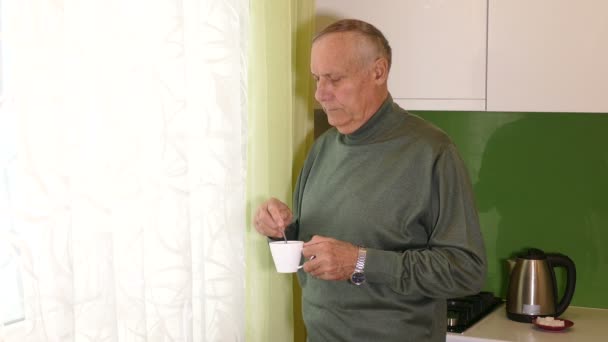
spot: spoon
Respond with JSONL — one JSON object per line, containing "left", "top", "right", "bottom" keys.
{"left": 281, "top": 230, "right": 288, "bottom": 243}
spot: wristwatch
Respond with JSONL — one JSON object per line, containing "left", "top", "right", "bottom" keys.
{"left": 350, "top": 246, "right": 367, "bottom": 285}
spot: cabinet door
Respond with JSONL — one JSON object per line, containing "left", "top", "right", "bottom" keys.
{"left": 487, "top": 0, "right": 608, "bottom": 112}
{"left": 316, "top": 0, "right": 487, "bottom": 111}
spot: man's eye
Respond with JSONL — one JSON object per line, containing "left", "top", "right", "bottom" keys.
{"left": 330, "top": 77, "right": 341, "bottom": 83}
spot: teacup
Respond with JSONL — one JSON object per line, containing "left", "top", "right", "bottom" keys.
{"left": 269, "top": 240, "right": 305, "bottom": 273}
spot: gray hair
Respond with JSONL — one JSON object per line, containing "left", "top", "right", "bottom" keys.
{"left": 314, "top": 19, "right": 392, "bottom": 70}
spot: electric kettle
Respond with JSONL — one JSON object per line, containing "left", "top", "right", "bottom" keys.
{"left": 505, "top": 248, "right": 576, "bottom": 323}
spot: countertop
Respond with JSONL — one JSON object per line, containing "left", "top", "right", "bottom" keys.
{"left": 447, "top": 304, "right": 608, "bottom": 342}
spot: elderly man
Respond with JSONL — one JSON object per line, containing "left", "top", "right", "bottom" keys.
{"left": 254, "top": 19, "right": 486, "bottom": 341}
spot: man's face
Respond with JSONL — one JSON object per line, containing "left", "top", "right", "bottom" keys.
{"left": 311, "top": 32, "right": 379, "bottom": 134}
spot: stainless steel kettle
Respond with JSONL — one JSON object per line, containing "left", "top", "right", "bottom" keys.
{"left": 506, "top": 248, "right": 576, "bottom": 323}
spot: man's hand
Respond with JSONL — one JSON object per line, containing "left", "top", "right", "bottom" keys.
{"left": 302, "top": 235, "right": 359, "bottom": 281}
{"left": 253, "top": 198, "right": 293, "bottom": 239}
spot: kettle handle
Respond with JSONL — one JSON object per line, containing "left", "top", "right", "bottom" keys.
{"left": 546, "top": 253, "right": 576, "bottom": 317}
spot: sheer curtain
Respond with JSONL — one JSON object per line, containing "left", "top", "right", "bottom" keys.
{"left": 0, "top": 0, "right": 247, "bottom": 341}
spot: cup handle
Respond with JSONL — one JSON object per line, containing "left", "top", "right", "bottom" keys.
{"left": 297, "top": 255, "right": 316, "bottom": 269}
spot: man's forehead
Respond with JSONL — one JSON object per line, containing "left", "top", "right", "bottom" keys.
{"left": 311, "top": 33, "right": 369, "bottom": 73}
{"left": 311, "top": 50, "right": 352, "bottom": 75}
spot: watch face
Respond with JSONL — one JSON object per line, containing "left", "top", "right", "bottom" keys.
{"left": 350, "top": 272, "right": 365, "bottom": 285}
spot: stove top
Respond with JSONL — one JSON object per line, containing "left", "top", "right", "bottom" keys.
{"left": 446, "top": 291, "right": 503, "bottom": 333}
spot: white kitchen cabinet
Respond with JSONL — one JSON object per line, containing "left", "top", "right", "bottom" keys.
{"left": 315, "top": 0, "right": 487, "bottom": 111}
{"left": 487, "top": 0, "right": 608, "bottom": 113}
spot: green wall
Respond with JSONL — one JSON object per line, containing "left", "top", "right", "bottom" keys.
{"left": 414, "top": 111, "right": 608, "bottom": 309}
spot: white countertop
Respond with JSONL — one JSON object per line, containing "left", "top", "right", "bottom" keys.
{"left": 447, "top": 304, "right": 608, "bottom": 342}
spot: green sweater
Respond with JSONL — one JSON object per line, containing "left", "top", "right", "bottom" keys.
{"left": 287, "top": 96, "right": 487, "bottom": 342}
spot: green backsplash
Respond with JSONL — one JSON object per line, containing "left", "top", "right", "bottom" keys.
{"left": 413, "top": 111, "right": 608, "bottom": 309}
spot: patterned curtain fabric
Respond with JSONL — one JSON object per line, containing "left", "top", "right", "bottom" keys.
{"left": 246, "top": 1, "right": 315, "bottom": 342}
{"left": 0, "top": 0, "right": 247, "bottom": 341}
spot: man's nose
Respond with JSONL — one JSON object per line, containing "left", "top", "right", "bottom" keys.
{"left": 315, "top": 79, "right": 332, "bottom": 102}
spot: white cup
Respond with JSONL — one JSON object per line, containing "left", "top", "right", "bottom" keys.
{"left": 269, "top": 240, "right": 305, "bottom": 273}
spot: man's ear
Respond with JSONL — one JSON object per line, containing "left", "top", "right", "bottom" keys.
{"left": 372, "top": 57, "right": 389, "bottom": 84}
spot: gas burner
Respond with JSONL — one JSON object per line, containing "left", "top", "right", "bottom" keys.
{"left": 447, "top": 291, "right": 503, "bottom": 333}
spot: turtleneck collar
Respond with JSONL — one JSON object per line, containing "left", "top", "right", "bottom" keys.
{"left": 340, "top": 95, "right": 405, "bottom": 145}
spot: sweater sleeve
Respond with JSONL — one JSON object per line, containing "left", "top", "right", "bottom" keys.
{"left": 285, "top": 138, "right": 322, "bottom": 241}
{"left": 364, "top": 144, "right": 487, "bottom": 298}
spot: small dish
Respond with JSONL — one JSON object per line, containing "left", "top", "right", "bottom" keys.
{"left": 533, "top": 318, "right": 574, "bottom": 332}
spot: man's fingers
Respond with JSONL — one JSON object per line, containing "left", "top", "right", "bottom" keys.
{"left": 304, "top": 235, "right": 331, "bottom": 246}
{"left": 303, "top": 258, "right": 342, "bottom": 280}
{"left": 303, "top": 256, "right": 321, "bottom": 274}
{"left": 268, "top": 206, "right": 288, "bottom": 227}
{"left": 301, "top": 238, "right": 358, "bottom": 281}
{"left": 265, "top": 198, "right": 292, "bottom": 228}
{"left": 253, "top": 199, "right": 290, "bottom": 238}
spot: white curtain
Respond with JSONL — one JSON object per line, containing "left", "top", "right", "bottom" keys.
{"left": 0, "top": 0, "right": 247, "bottom": 341}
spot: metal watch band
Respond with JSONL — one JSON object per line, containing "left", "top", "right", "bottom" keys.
{"left": 355, "top": 247, "right": 367, "bottom": 272}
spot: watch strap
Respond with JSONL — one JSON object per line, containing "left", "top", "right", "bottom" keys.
{"left": 354, "top": 246, "right": 367, "bottom": 272}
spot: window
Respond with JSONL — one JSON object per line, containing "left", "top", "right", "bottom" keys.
{"left": 0, "top": 0, "right": 25, "bottom": 326}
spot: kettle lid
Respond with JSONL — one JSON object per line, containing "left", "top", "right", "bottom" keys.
{"left": 519, "top": 248, "right": 547, "bottom": 260}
